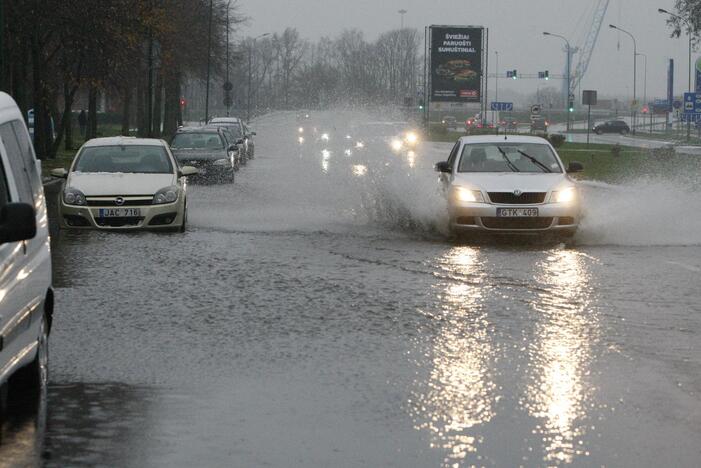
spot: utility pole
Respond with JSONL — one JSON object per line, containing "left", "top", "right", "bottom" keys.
{"left": 658, "top": 9, "right": 692, "bottom": 140}
{"left": 246, "top": 33, "right": 270, "bottom": 122}
{"left": 609, "top": 24, "right": 636, "bottom": 135}
{"left": 543, "top": 32, "right": 572, "bottom": 132}
{"left": 204, "top": 0, "right": 213, "bottom": 123}
{"left": 398, "top": 9, "right": 407, "bottom": 30}
{"left": 225, "top": 0, "right": 231, "bottom": 116}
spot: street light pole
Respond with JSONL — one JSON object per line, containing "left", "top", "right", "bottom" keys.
{"left": 609, "top": 24, "right": 637, "bottom": 134}
{"left": 204, "top": 0, "right": 213, "bottom": 123}
{"left": 246, "top": 33, "right": 270, "bottom": 122}
{"left": 494, "top": 51, "right": 499, "bottom": 104}
{"left": 225, "top": 0, "right": 232, "bottom": 116}
{"left": 543, "top": 32, "right": 571, "bottom": 132}
{"left": 659, "top": 8, "right": 693, "bottom": 140}
{"left": 398, "top": 9, "right": 407, "bottom": 29}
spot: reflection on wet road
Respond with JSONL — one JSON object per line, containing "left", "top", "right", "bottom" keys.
{"left": 3, "top": 111, "right": 701, "bottom": 467}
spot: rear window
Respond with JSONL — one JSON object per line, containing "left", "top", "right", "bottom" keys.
{"left": 73, "top": 145, "right": 173, "bottom": 174}
{"left": 171, "top": 133, "right": 224, "bottom": 149}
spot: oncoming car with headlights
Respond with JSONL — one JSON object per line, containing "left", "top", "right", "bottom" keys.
{"left": 51, "top": 137, "right": 196, "bottom": 231}
{"left": 435, "top": 135, "right": 584, "bottom": 239}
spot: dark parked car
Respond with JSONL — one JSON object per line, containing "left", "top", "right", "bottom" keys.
{"left": 203, "top": 124, "right": 245, "bottom": 169}
{"left": 170, "top": 127, "right": 236, "bottom": 183}
{"left": 593, "top": 120, "right": 630, "bottom": 135}
{"left": 209, "top": 117, "right": 256, "bottom": 160}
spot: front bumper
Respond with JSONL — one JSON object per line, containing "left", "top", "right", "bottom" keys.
{"left": 59, "top": 198, "right": 185, "bottom": 230}
{"left": 449, "top": 201, "right": 580, "bottom": 235}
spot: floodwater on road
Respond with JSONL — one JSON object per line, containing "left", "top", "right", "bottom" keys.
{"left": 2, "top": 111, "right": 701, "bottom": 467}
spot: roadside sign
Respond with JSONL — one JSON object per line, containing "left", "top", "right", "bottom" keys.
{"left": 490, "top": 101, "right": 513, "bottom": 111}
{"left": 683, "top": 92, "right": 701, "bottom": 113}
{"left": 582, "top": 90, "right": 597, "bottom": 106}
{"left": 673, "top": 100, "right": 682, "bottom": 110}
{"left": 530, "top": 104, "right": 541, "bottom": 115}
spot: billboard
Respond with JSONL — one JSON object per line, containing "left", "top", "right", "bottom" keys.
{"left": 430, "top": 26, "right": 483, "bottom": 102}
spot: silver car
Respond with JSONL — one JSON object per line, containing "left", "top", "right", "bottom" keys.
{"left": 436, "top": 135, "right": 583, "bottom": 239}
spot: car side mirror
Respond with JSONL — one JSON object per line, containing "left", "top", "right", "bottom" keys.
{"left": 179, "top": 166, "right": 199, "bottom": 177}
{"left": 567, "top": 161, "right": 584, "bottom": 173}
{"left": 236, "top": 138, "right": 245, "bottom": 145}
{"left": 50, "top": 168, "right": 68, "bottom": 178}
{"left": 435, "top": 161, "right": 452, "bottom": 173}
{"left": 250, "top": 131, "right": 256, "bottom": 136}
{"left": 228, "top": 144, "right": 236, "bottom": 152}
{"left": 0, "top": 203, "right": 36, "bottom": 244}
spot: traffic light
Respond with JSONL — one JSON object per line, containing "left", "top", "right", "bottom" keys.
{"left": 179, "top": 98, "right": 186, "bottom": 108}
{"left": 506, "top": 70, "right": 518, "bottom": 79}
{"left": 568, "top": 101, "right": 575, "bottom": 112}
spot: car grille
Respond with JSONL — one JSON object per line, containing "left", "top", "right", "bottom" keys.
{"left": 87, "top": 197, "right": 153, "bottom": 207}
{"left": 95, "top": 217, "right": 144, "bottom": 227}
{"left": 488, "top": 192, "right": 546, "bottom": 204}
{"left": 481, "top": 217, "right": 554, "bottom": 230}
{"left": 182, "top": 160, "right": 211, "bottom": 169}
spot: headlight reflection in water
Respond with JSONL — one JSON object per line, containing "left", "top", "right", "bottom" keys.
{"left": 409, "top": 247, "right": 496, "bottom": 467}
{"left": 523, "top": 249, "right": 599, "bottom": 464}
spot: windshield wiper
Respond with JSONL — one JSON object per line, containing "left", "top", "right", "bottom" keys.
{"left": 516, "top": 150, "right": 552, "bottom": 173}
{"left": 496, "top": 146, "right": 520, "bottom": 172}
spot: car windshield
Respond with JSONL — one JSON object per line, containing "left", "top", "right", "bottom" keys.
{"left": 457, "top": 142, "right": 562, "bottom": 173}
{"left": 171, "top": 132, "right": 224, "bottom": 149}
{"left": 73, "top": 145, "right": 173, "bottom": 174}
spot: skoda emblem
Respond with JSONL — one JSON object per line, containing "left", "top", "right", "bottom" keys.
{"left": 115, "top": 197, "right": 125, "bottom": 206}
{"left": 513, "top": 189, "right": 523, "bottom": 197}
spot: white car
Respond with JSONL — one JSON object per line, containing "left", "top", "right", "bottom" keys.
{"left": 0, "top": 92, "right": 52, "bottom": 405}
{"left": 52, "top": 137, "right": 197, "bottom": 231}
{"left": 436, "top": 135, "right": 583, "bottom": 238}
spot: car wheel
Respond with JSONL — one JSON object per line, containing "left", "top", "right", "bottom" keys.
{"left": 11, "top": 314, "right": 49, "bottom": 396}
{"left": 620, "top": 129, "right": 629, "bottom": 135}
{"left": 595, "top": 130, "right": 602, "bottom": 135}
{"left": 179, "top": 202, "right": 188, "bottom": 233}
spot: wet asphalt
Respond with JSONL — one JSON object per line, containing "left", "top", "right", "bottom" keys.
{"left": 2, "top": 111, "right": 701, "bottom": 467}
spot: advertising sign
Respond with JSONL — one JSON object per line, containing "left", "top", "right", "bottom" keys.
{"left": 430, "top": 26, "right": 483, "bottom": 102}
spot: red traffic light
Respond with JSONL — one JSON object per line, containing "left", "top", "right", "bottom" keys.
{"left": 642, "top": 105, "right": 649, "bottom": 114}
{"left": 179, "top": 98, "right": 186, "bottom": 107}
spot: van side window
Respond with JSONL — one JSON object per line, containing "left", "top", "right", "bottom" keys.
{"left": 11, "top": 120, "right": 41, "bottom": 192}
{"left": 0, "top": 158, "right": 9, "bottom": 209}
{"left": 0, "top": 122, "right": 34, "bottom": 203}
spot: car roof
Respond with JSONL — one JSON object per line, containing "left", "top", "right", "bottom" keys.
{"left": 458, "top": 135, "right": 551, "bottom": 145}
{"left": 210, "top": 117, "right": 240, "bottom": 123}
{"left": 82, "top": 137, "right": 166, "bottom": 148}
{"left": 175, "top": 126, "right": 221, "bottom": 134}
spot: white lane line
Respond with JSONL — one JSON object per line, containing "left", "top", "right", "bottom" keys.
{"left": 666, "top": 261, "right": 701, "bottom": 272}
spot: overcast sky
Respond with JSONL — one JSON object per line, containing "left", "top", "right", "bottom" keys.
{"left": 237, "top": 0, "right": 693, "bottom": 102}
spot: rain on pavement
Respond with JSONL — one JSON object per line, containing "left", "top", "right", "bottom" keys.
{"left": 2, "top": 111, "right": 701, "bottom": 467}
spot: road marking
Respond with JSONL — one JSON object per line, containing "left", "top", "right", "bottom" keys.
{"left": 666, "top": 261, "right": 701, "bottom": 272}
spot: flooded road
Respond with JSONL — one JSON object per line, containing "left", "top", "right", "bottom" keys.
{"left": 3, "top": 111, "right": 701, "bottom": 467}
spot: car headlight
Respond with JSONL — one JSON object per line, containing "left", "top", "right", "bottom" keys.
{"left": 153, "top": 186, "right": 179, "bottom": 205}
{"left": 298, "top": 127, "right": 304, "bottom": 133}
{"left": 553, "top": 187, "right": 576, "bottom": 203}
{"left": 321, "top": 133, "right": 330, "bottom": 141}
{"left": 405, "top": 132, "right": 418, "bottom": 144}
{"left": 453, "top": 187, "right": 484, "bottom": 203}
{"left": 390, "top": 139, "right": 403, "bottom": 151}
{"left": 213, "top": 158, "right": 231, "bottom": 166}
{"left": 298, "top": 136, "right": 305, "bottom": 144}
{"left": 355, "top": 141, "right": 364, "bottom": 149}
{"left": 63, "top": 187, "right": 87, "bottom": 206}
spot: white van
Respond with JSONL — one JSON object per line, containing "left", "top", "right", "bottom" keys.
{"left": 0, "top": 93, "right": 53, "bottom": 409}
